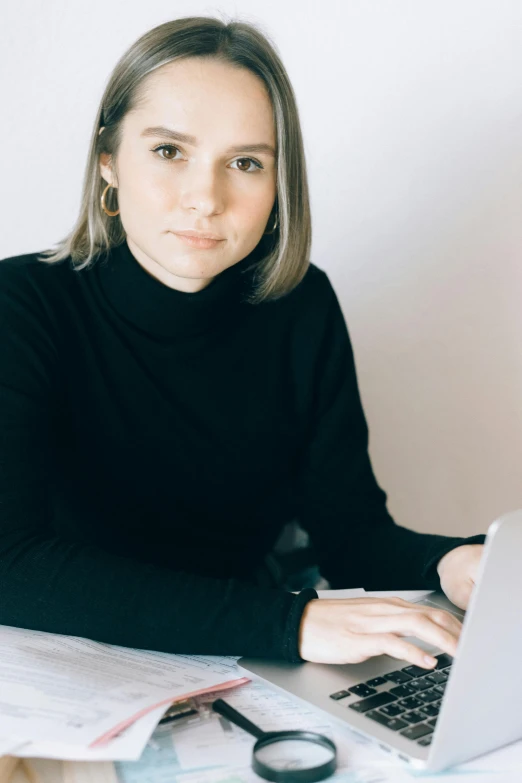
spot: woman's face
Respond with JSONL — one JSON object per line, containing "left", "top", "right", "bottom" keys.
{"left": 99, "top": 57, "right": 277, "bottom": 293}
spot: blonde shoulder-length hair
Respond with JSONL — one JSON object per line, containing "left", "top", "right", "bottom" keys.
{"left": 37, "top": 15, "right": 312, "bottom": 304}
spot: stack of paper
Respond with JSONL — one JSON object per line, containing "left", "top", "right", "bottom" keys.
{"left": 0, "top": 624, "right": 249, "bottom": 762}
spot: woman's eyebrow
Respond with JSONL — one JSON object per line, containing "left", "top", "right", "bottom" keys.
{"left": 140, "top": 126, "right": 276, "bottom": 157}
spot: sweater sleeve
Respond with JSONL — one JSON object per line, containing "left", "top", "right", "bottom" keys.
{"left": 0, "top": 261, "right": 315, "bottom": 662}
{"left": 292, "top": 274, "right": 486, "bottom": 591}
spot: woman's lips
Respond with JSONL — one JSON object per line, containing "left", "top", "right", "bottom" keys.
{"left": 173, "top": 232, "right": 225, "bottom": 249}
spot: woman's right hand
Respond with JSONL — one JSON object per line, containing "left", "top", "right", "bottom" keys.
{"left": 298, "top": 596, "right": 462, "bottom": 668}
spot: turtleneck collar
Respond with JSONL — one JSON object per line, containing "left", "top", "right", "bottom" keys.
{"left": 95, "top": 238, "right": 262, "bottom": 338}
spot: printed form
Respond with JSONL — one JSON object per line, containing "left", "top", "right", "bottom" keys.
{"left": 0, "top": 624, "right": 247, "bottom": 749}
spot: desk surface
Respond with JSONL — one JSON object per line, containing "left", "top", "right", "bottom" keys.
{"left": 2, "top": 590, "right": 520, "bottom": 783}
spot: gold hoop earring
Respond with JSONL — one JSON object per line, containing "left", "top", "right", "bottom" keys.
{"left": 264, "top": 211, "right": 278, "bottom": 235}
{"left": 101, "top": 183, "right": 120, "bottom": 216}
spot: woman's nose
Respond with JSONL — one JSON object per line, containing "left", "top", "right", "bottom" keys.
{"left": 179, "top": 166, "right": 226, "bottom": 216}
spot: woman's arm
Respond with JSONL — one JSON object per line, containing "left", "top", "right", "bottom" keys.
{"left": 290, "top": 274, "right": 486, "bottom": 590}
{"left": 0, "top": 261, "right": 315, "bottom": 661}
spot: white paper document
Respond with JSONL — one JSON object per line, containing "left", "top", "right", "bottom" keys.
{"left": 14, "top": 703, "right": 168, "bottom": 762}
{"left": 364, "top": 590, "right": 434, "bottom": 601}
{"left": 0, "top": 624, "right": 246, "bottom": 748}
{"left": 316, "top": 588, "right": 366, "bottom": 598}
{"left": 317, "top": 588, "right": 434, "bottom": 602}
{"left": 0, "top": 738, "right": 32, "bottom": 756}
{"left": 172, "top": 679, "right": 336, "bottom": 769}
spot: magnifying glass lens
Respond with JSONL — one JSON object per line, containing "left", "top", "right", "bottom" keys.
{"left": 254, "top": 737, "right": 335, "bottom": 771}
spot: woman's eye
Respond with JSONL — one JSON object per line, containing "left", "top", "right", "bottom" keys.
{"left": 153, "top": 144, "right": 180, "bottom": 161}
{"left": 230, "top": 158, "right": 263, "bottom": 173}
{"left": 152, "top": 145, "right": 262, "bottom": 173}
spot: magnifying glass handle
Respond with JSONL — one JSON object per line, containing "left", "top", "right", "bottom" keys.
{"left": 212, "top": 698, "right": 265, "bottom": 740}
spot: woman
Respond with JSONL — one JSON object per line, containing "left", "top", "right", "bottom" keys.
{"left": 0, "top": 16, "right": 485, "bottom": 667}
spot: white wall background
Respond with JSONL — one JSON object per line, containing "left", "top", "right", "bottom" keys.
{"left": 1, "top": 1, "right": 521, "bottom": 539}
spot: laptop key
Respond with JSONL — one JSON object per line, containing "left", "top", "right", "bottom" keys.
{"left": 433, "top": 684, "right": 445, "bottom": 695}
{"left": 329, "top": 690, "right": 350, "bottom": 701}
{"left": 402, "top": 665, "right": 429, "bottom": 678}
{"left": 349, "top": 691, "right": 397, "bottom": 713}
{"left": 400, "top": 723, "right": 433, "bottom": 740}
{"left": 348, "top": 684, "right": 377, "bottom": 698}
{"left": 365, "top": 711, "right": 408, "bottom": 731}
{"left": 419, "top": 704, "right": 440, "bottom": 718}
{"left": 366, "top": 676, "right": 387, "bottom": 687}
{"left": 418, "top": 736, "right": 433, "bottom": 746}
{"left": 399, "top": 696, "right": 423, "bottom": 710}
{"left": 417, "top": 689, "right": 439, "bottom": 703}
{"left": 389, "top": 684, "right": 416, "bottom": 698}
{"left": 383, "top": 670, "right": 412, "bottom": 684}
{"left": 425, "top": 672, "right": 446, "bottom": 685}
{"left": 427, "top": 718, "right": 438, "bottom": 727}
{"left": 379, "top": 703, "right": 405, "bottom": 717}
{"left": 435, "top": 653, "right": 453, "bottom": 669}
{"left": 402, "top": 710, "right": 425, "bottom": 724}
{"left": 406, "top": 678, "right": 432, "bottom": 692}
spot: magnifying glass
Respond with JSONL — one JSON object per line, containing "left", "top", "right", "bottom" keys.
{"left": 212, "top": 698, "right": 337, "bottom": 783}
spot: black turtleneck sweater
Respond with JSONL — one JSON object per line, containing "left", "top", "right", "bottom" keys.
{"left": 0, "top": 240, "right": 485, "bottom": 661}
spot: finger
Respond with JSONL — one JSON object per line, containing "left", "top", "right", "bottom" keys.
{"left": 344, "top": 609, "right": 460, "bottom": 656}
{"left": 364, "top": 633, "right": 439, "bottom": 669}
{"left": 333, "top": 598, "right": 463, "bottom": 637}
{"left": 355, "top": 612, "right": 459, "bottom": 657}
{"left": 412, "top": 606, "right": 463, "bottom": 638}
{"left": 432, "top": 609, "right": 462, "bottom": 635}
{"left": 374, "top": 600, "right": 463, "bottom": 637}
{"left": 327, "top": 597, "right": 432, "bottom": 615}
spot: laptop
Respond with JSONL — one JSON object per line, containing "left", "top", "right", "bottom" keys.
{"left": 239, "top": 509, "right": 522, "bottom": 772}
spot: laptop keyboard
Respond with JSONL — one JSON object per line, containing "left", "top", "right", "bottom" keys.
{"left": 329, "top": 652, "right": 453, "bottom": 747}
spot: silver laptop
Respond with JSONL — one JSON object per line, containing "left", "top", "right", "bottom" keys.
{"left": 239, "top": 509, "right": 522, "bottom": 772}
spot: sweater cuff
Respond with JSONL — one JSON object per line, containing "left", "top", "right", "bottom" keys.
{"left": 282, "top": 587, "right": 318, "bottom": 663}
{"left": 421, "top": 533, "right": 487, "bottom": 590}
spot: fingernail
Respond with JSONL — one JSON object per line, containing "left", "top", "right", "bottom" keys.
{"left": 424, "top": 655, "right": 437, "bottom": 666}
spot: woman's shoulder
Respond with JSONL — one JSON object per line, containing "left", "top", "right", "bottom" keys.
{"left": 0, "top": 248, "right": 70, "bottom": 274}
{"left": 305, "top": 260, "right": 334, "bottom": 292}
{"left": 282, "top": 260, "right": 338, "bottom": 316}
{"left": 0, "top": 249, "right": 73, "bottom": 297}
{"left": 0, "top": 250, "right": 77, "bottom": 337}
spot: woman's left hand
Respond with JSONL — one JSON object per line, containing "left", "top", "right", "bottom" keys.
{"left": 436, "top": 544, "right": 485, "bottom": 610}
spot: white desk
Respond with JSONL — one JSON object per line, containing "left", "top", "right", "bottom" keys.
{"left": 3, "top": 590, "right": 522, "bottom": 783}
